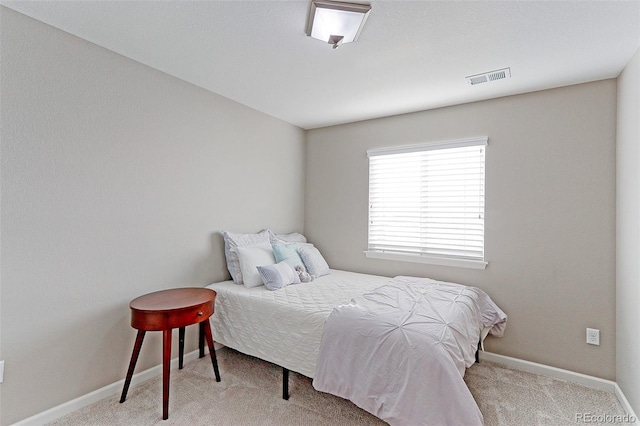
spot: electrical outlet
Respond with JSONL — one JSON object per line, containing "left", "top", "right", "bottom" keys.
{"left": 0, "top": 360, "right": 4, "bottom": 383}
{"left": 587, "top": 328, "right": 600, "bottom": 346}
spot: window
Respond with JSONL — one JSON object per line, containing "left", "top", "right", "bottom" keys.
{"left": 366, "top": 137, "right": 487, "bottom": 269}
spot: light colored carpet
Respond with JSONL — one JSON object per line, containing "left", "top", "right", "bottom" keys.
{"left": 49, "top": 347, "right": 628, "bottom": 425}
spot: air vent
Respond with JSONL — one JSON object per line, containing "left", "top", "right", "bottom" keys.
{"left": 466, "top": 67, "right": 511, "bottom": 86}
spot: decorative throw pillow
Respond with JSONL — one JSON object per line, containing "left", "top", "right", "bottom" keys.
{"left": 257, "top": 261, "right": 301, "bottom": 291}
{"left": 272, "top": 243, "right": 307, "bottom": 272}
{"left": 297, "top": 245, "right": 330, "bottom": 278}
{"left": 236, "top": 242, "right": 276, "bottom": 288}
{"left": 222, "top": 230, "right": 270, "bottom": 284}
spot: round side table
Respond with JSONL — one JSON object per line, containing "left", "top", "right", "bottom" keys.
{"left": 119, "top": 287, "right": 221, "bottom": 420}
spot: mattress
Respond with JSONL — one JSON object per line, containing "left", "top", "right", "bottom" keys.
{"left": 206, "top": 269, "right": 390, "bottom": 378}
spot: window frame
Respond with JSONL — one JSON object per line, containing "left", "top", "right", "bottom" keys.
{"left": 365, "top": 137, "right": 488, "bottom": 270}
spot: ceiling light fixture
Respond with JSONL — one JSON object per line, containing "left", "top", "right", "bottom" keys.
{"left": 306, "top": 0, "right": 371, "bottom": 49}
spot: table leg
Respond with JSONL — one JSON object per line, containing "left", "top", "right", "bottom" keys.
{"left": 202, "top": 320, "right": 221, "bottom": 382}
{"left": 283, "top": 367, "right": 289, "bottom": 400}
{"left": 178, "top": 327, "right": 185, "bottom": 369}
{"left": 120, "top": 330, "right": 146, "bottom": 403}
{"left": 199, "top": 322, "right": 205, "bottom": 358}
{"left": 162, "top": 329, "right": 172, "bottom": 420}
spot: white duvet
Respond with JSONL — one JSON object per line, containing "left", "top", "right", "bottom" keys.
{"left": 312, "top": 276, "right": 507, "bottom": 426}
{"left": 207, "top": 270, "right": 390, "bottom": 377}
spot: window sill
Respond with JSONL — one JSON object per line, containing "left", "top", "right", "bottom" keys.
{"left": 364, "top": 251, "right": 488, "bottom": 270}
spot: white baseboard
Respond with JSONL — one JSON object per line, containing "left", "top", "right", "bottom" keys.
{"left": 479, "top": 351, "right": 639, "bottom": 425}
{"left": 479, "top": 351, "right": 616, "bottom": 392}
{"left": 13, "top": 348, "right": 638, "bottom": 425}
{"left": 11, "top": 348, "right": 214, "bottom": 426}
{"left": 615, "top": 382, "right": 640, "bottom": 426}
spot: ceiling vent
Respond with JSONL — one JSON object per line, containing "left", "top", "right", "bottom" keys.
{"left": 466, "top": 68, "right": 511, "bottom": 86}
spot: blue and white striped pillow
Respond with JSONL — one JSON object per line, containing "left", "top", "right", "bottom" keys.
{"left": 257, "top": 261, "right": 301, "bottom": 291}
{"left": 298, "top": 245, "right": 330, "bottom": 278}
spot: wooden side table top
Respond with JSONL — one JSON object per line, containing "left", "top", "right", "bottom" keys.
{"left": 129, "top": 287, "right": 216, "bottom": 331}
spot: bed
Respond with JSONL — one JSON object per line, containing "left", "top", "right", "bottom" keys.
{"left": 206, "top": 268, "right": 506, "bottom": 426}
{"left": 206, "top": 269, "right": 391, "bottom": 378}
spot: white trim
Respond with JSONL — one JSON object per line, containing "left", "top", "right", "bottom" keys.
{"left": 11, "top": 346, "right": 220, "bottom": 426}
{"left": 615, "top": 383, "right": 640, "bottom": 426}
{"left": 365, "top": 250, "right": 488, "bottom": 270}
{"left": 12, "top": 348, "right": 638, "bottom": 425}
{"left": 479, "top": 351, "right": 615, "bottom": 392}
{"left": 480, "top": 351, "right": 638, "bottom": 423}
{"left": 367, "top": 136, "right": 488, "bottom": 157}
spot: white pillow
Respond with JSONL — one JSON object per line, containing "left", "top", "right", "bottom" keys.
{"left": 257, "top": 261, "right": 301, "bottom": 291}
{"left": 297, "top": 245, "right": 330, "bottom": 278}
{"left": 268, "top": 230, "right": 308, "bottom": 245}
{"left": 236, "top": 242, "right": 276, "bottom": 288}
{"left": 222, "top": 230, "right": 270, "bottom": 284}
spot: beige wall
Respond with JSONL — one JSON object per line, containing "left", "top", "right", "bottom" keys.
{"left": 616, "top": 47, "right": 640, "bottom": 416}
{"left": 0, "top": 8, "right": 305, "bottom": 425}
{"left": 0, "top": 5, "right": 630, "bottom": 424}
{"left": 305, "top": 80, "right": 617, "bottom": 380}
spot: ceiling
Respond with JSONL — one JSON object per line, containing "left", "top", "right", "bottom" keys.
{"left": 2, "top": 0, "right": 639, "bottom": 130}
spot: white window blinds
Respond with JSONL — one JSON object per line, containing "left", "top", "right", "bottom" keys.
{"left": 367, "top": 137, "right": 487, "bottom": 262}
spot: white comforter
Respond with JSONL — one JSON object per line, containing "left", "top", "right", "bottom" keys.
{"left": 312, "top": 276, "right": 507, "bottom": 426}
{"left": 207, "top": 270, "right": 391, "bottom": 377}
